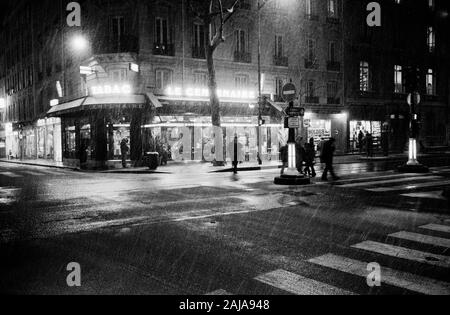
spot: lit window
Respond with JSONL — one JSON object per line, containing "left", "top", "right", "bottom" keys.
{"left": 155, "top": 17, "right": 170, "bottom": 45}
{"left": 428, "top": 0, "right": 435, "bottom": 9}
{"left": 307, "top": 80, "right": 315, "bottom": 97}
{"left": 328, "top": 0, "right": 338, "bottom": 18}
{"left": 235, "top": 74, "right": 249, "bottom": 89}
{"left": 394, "top": 65, "right": 404, "bottom": 93}
{"left": 327, "top": 81, "right": 338, "bottom": 98}
{"left": 359, "top": 61, "right": 371, "bottom": 92}
{"left": 156, "top": 69, "right": 172, "bottom": 90}
{"left": 427, "top": 26, "right": 435, "bottom": 53}
{"left": 235, "top": 29, "right": 248, "bottom": 53}
{"left": 426, "top": 69, "right": 436, "bottom": 95}
{"left": 328, "top": 41, "right": 336, "bottom": 62}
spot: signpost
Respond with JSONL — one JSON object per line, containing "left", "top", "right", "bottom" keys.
{"left": 398, "top": 92, "right": 429, "bottom": 173}
{"left": 275, "top": 83, "right": 310, "bottom": 185}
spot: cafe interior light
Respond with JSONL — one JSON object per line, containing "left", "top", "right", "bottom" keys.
{"left": 0, "top": 98, "right": 5, "bottom": 109}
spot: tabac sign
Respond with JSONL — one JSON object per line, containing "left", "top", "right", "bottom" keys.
{"left": 89, "top": 84, "right": 133, "bottom": 96}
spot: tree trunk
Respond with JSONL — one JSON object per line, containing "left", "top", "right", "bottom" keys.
{"left": 206, "top": 45, "right": 221, "bottom": 127}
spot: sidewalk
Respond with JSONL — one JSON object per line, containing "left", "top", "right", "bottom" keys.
{"left": 1, "top": 151, "right": 449, "bottom": 174}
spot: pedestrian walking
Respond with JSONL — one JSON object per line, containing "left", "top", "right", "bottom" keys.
{"left": 120, "top": 138, "right": 129, "bottom": 168}
{"left": 358, "top": 130, "right": 364, "bottom": 154}
{"left": 304, "top": 138, "right": 316, "bottom": 177}
{"left": 317, "top": 137, "right": 325, "bottom": 158}
{"left": 366, "top": 133, "right": 374, "bottom": 157}
{"left": 280, "top": 144, "right": 288, "bottom": 175}
{"left": 295, "top": 137, "right": 305, "bottom": 174}
{"left": 321, "top": 138, "right": 339, "bottom": 181}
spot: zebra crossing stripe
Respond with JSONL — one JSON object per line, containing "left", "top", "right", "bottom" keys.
{"left": 366, "top": 180, "right": 450, "bottom": 192}
{"left": 254, "top": 269, "right": 354, "bottom": 295}
{"left": 333, "top": 173, "right": 417, "bottom": 185}
{"left": 420, "top": 224, "right": 450, "bottom": 234}
{"left": 352, "top": 241, "right": 450, "bottom": 269}
{"left": 338, "top": 176, "right": 441, "bottom": 188}
{"left": 205, "top": 289, "right": 232, "bottom": 295}
{"left": 308, "top": 254, "right": 450, "bottom": 295}
{"left": 389, "top": 231, "right": 450, "bottom": 248}
{"left": 0, "top": 172, "right": 23, "bottom": 178}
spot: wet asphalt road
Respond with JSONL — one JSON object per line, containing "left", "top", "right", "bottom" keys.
{"left": 0, "top": 157, "right": 449, "bottom": 295}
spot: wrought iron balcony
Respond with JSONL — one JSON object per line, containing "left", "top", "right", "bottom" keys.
{"left": 94, "top": 35, "right": 139, "bottom": 54}
{"left": 153, "top": 42, "right": 175, "bottom": 56}
{"left": 234, "top": 51, "right": 252, "bottom": 63}
{"left": 327, "top": 97, "right": 340, "bottom": 105}
{"left": 273, "top": 55, "right": 288, "bottom": 67}
{"left": 327, "top": 61, "right": 341, "bottom": 72}
{"left": 192, "top": 46, "right": 206, "bottom": 59}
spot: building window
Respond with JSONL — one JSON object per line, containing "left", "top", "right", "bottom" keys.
{"left": 235, "top": 74, "right": 249, "bottom": 89}
{"left": 327, "top": 81, "right": 338, "bottom": 98}
{"left": 156, "top": 69, "right": 172, "bottom": 91}
{"left": 307, "top": 80, "right": 315, "bottom": 97}
{"left": 235, "top": 29, "right": 248, "bottom": 53}
{"left": 156, "top": 17, "right": 169, "bottom": 45}
{"left": 111, "top": 16, "right": 125, "bottom": 50}
{"left": 428, "top": 0, "right": 435, "bottom": 9}
{"left": 275, "top": 77, "right": 285, "bottom": 100}
{"left": 194, "top": 72, "right": 208, "bottom": 87}
{"left": 394, "top": 65, "right": 404, "bottom": 94}
{"left": 110, "top": 69, "right": 128, "bottom": 82}
{"left": 328, "top": 41, "right": 336, "bottom": 62}
{"left": 275, "top": 35, "right": 283, "bottom": 58}
{"left": 307, "top": 38, "right": 316, "bottom": 63}
{"left": 359, "top": 61, "right": 371, "bottom": 92}
{"left": 427, "top": 26, "right": 435, "bottom": 53}
{"left": 395, "top": 0, "right": 401, "bottom": 4}
{"left": 426, "top": 68, "right": 436, "bottom": 95}
{"left": 193, "top": 23, "right": 205, "bottom": 58}
{"left": 327, "top": 0, "right": 338, "bottom": 18}
{"left": 306, "top": 0, "right": 313, "bottom": 15}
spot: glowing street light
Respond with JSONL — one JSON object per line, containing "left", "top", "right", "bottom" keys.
{"left": 70, "top": 34, "right": 89, "bottom": 53}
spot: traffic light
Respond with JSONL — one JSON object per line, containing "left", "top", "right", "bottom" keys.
{"left": 405, "top": 66, "right": 422, "bottom": 93}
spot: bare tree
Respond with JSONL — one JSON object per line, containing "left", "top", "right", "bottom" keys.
{"left": 189, "top": 0, "right": 240, "bottom": 128}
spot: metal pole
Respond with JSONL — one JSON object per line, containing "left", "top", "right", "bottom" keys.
{"left": 257, "top": 0, "right": 263, "bottom": 165}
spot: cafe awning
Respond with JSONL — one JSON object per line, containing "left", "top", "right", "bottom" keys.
{"left": 47, "top": 94, "right": 148, "bottom": 117}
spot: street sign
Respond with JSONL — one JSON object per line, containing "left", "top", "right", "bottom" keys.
{"left": 407, "top": 92, "right": 421, "bottom": 106}
{"left": 282, "top": 83, "right": 297, "bottom": 102}
{"left": 288, "top": 117, "right": 300, "bottom": 128}
{"left": 304, "top": 119, "right": 311, "bottom": 128}
{"left": 286, "top": 107, "right": 305, "bottom": 117}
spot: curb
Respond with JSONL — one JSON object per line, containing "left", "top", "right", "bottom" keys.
{"left": 0, "top": 159, "right": 80, "bottom": 171}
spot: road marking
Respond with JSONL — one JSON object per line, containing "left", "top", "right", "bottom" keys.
{"left": 420, "top": 224, "right": 450, "bottom": 234}
{"left": 366, "top": 180, "right": 450, "bottom": 192}
{"left": 0, "top": 172, "right": 23, "bottom": 178}
{"left": 255, "top": 269, "right": 354, "bottom": 295}
{"left": 205, "top": 289, "right": 232, "bottom": 295}
{"left": 308, "top": 254, "right": 450, "bottom": 295}
{"left": 352, "top": 241, "right": 450, "bottom": 269}
{"left": 22, "top": 171, "right": 46, "bottom": 176}
{"left": 332, "top": 173, "right": 418, "bottom": 185}
{"left": 389, "top": 231, "right": 450, "bottom": 248}
{"left": 401, "top": 191, "right": 446, "bottom": 200}
{"left": 338, "top": 176, "right": 441, "bottom": 188}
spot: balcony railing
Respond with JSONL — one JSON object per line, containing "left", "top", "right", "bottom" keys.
{"left": 327, "top": 61, "right": 341, "bottom": 72}
{"left": 273, "top": 55, "right": 288, "bottom": 67}
{"left": 305, "top": 14, "right": 319, "bottom": 21}
{"left": 326, "top": 17, "right": 340, "bottom": 24}
{"left": 305, "top": 59, "right": 318, "bottom": 69}
{"left": 192, "top": 46, "right": 206, "bottom": 59}
{"left": 234, "top": 51, "right": 252, "bottom": 63}
{"left": 94, "top": 35, "right": 139, "bottom": 54}
{"left": 327, "top": 97, "right": 340, "bottom": 105}
{"left": 153, "top": 42, "right": 175, "bottom": 56}
{"left": 305, "top": 96, "right": 319, "bottom": 104}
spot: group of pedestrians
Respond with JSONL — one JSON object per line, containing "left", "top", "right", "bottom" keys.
{"left": 280, "top": 136, "right": 339, "bottom": 181}
{"left": 357, "top": 130, "right": 374, "bottom": 157}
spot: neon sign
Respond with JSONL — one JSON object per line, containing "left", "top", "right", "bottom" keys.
{"left": 91, "top": 84, "right": 133, "bottom": 96}
{"left": 165, "top": 86, "right": 257, "bottom": 101}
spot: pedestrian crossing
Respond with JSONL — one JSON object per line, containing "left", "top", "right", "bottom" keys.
{"left": 207, "top": 221, "right": 450, "bottom": 295}
{"left": 325, "top": 168, "right": 450, "bottom": 196}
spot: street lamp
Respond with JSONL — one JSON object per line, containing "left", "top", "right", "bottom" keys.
{"left": 70, "top": 34, "right": 89, "bottom": 53}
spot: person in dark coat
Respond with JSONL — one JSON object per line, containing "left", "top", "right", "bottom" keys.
{"left": 304, "top": 138, "right": 316, "bottom": 177}
{"left": 366, "top": 133, "right": 374, "bottom": 157}
{"left": 295, "top": 137, "right": 305, "bottom": 174}
{"left": 120, "top": 138, "right": 129, "bottom": 168}
{"left": 321, "top": 138, "right": 339, "bottom": 181}
{"left": 358, "top": 130, "right": 364, "bottom": 154}
{"left": 280, "top": 144, "right": 289, "bottom": 175}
